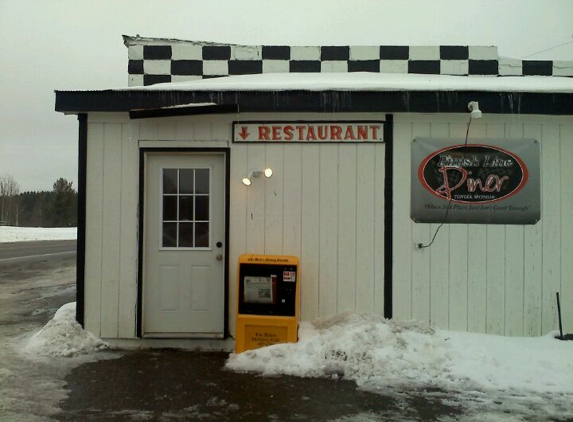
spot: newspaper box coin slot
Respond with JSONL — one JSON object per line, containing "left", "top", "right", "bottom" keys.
{"left": 235, "top": 254, "right": 300, "bottom": 353}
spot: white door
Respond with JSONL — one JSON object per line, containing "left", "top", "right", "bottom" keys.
{"left": 143, "top": 152, "right": 226, "bottom": 338}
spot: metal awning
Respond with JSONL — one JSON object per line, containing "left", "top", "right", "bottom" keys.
{"left": 129, "top": 103, "right": 239, "bottom": 119}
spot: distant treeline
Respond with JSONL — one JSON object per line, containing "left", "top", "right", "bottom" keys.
{"left": 1, "top": 175, "right": 77, "bottom": 227}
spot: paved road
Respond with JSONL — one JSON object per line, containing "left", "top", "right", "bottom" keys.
{"left": 0, "top": 240, "right": 76, "bottom": 264}
{"left": 0, "top": 254, "right": 78, "bottom": 421}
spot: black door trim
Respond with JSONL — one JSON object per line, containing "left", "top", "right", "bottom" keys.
{"left": 137, "top": 147, "right": 231, "bottom": 338}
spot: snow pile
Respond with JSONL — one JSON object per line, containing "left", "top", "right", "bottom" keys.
{"left": 227, "top": 313, "right": 573, "bottom": 396}
{"left": 0, "top": 226, "right": 77, "bottom": 243}
{"left": 25, "top": 302, "right": 109, "bottom": 357}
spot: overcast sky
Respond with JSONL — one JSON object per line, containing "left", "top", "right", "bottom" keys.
{"left": 1, "top": 0, "right": 572, "bottom": 192}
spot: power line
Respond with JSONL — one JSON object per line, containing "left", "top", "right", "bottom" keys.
{"left": 523, "top": 39, "right": 573, "bottom": 59}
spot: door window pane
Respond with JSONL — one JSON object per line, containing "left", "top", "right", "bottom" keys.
{"left": 195, "top": 223, "right": 209, "bottom": 247}
{"left": 161, "top": 167, "right": 211, "bottom": 248}
{"left": 195, "top": 196, "right": 209, "bottom": 221}
{"left": 163, "top": 196, "right": 177, "bottom": 221}
{"left": 179, "top": 223, "right": 194, "bottom": 247}
{"left": 179, "top": 196, "right": 194, "bottom": 221}
{"left": 179, "top": 169, "right": 194, "bottom": 194}
{"left": 163, "top": 169, "right": 177, "bottom": 194}
{"left": 162, "top": 222, "right": 177, "bottom": 247}
{"left": 195, "top": 169, "right": 210, "bottom": 194}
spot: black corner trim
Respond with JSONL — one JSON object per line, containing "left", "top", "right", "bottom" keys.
{"left": 76, "top": 114, "right": 88, "bottom": 327}
{"left": 137, "top": 151, "right": 145, "bottom": 338}
{"left": 383, "top": 114, "right": 393, "bottom": 319}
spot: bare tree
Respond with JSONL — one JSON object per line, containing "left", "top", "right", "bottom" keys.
{"left": 0, "top": 174, "right": 20, "bottom": 226}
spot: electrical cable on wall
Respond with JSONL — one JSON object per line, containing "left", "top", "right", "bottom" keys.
{"left": 417, "top": 104, "right": 480, "bottom": 249}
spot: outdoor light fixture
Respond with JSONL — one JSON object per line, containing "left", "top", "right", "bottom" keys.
{"left": 468, "top": 101, "right": 483, "bottom": 119}
{"left": 242, "top": 168, "right": 273, "bottom": 186}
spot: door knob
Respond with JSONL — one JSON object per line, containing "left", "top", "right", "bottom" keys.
{"left": 216, "top": 254, "right": 223, "bottom": 261}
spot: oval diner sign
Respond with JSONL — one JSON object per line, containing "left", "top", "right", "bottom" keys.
{"left": 418, "top": 144, "right": 529, "bottom": 204}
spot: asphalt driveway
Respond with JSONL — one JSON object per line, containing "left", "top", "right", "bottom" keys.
{"left": 56, "top": 349, "right": 459, "bottom": 422}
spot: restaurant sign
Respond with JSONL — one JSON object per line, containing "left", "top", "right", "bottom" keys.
{"left": 411, "top": 138, "right": 540, "bottom": 224}
{"left": 233, "top": 121, "right": 384, "bottom": 143}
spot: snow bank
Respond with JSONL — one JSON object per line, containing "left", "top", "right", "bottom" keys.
{"left": 226, "top": 313, "right": 573, "bottom": 396}
{"left": 25, "top": 303, "right": 108, "bottom": 357}
{"left": 0, "top": 226, "right": 77, "bottom": 243}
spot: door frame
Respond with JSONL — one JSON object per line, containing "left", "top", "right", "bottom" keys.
{"left": 137, "top": 147, "right": 231, "bottom": 338}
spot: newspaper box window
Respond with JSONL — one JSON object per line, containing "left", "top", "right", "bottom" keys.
{"left": 235, "top": 255, "right": 300, "bottom": 353}
{"left": 243, "top": 276, "right": 277, "bottom": 304}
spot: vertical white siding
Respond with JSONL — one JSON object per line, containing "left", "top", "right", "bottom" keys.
{"left": 232, "top": 141, "right": 387, "bottom": 321}
{"left": 85, "top": 111, "right": 572, "bottom": 340}
{"left": 393, "top": 114, "right": 573, "bottom": 336}
{"left": 85, "top": 115, "right": 139, "bottom": 338}
{"left": 85, "top": 122, "right": 104, "bottom": 336}
{"left": 87, "top": 113, "right": 387, "bottom": 338}
{"left": 118, "top": 123, "right": 140, "bottom": 337}
{"left": 300, "top": 145, "right": 321, "bottom": 320}
{"left": 100, "top": 123, "right": 122, "bottom": 338}
{"left": 560, "top": 124, "right": 573, "bottom": 334}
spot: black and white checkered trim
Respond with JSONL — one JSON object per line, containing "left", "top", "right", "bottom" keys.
{"left": 124, "top": 37, "right": 573, "bottom": 86}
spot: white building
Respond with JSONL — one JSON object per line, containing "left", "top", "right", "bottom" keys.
{"left": 55, "top": 36, "right": 573, "bottom": 349}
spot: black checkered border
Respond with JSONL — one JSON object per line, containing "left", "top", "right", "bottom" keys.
{"left": 127, "top": 43, "right": 570, "bottom": 86}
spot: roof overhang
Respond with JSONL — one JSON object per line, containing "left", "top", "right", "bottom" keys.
{"left": 55, "top": 73, "right": 573, "bottom": 116}
{"left": 55, "top": 89, "right": 573, "bottom": 116}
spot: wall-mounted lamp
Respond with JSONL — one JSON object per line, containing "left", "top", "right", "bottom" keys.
{"left": 242, "top": 168, "right": 273, "bottom": 186}
{"left": 468, "top": 101, "right": 482, "bottom": 119}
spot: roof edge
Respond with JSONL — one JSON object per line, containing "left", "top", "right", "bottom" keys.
{"left": 55, "top": 89, "right": 573, "bottom": 116}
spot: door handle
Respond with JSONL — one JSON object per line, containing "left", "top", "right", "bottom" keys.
{"left": 216, "top": 253, "right": 223, "bottom": 261}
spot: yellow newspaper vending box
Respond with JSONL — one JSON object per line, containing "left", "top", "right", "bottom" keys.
{"left": 235, "top": 254, "right": 300, "bottom": 353}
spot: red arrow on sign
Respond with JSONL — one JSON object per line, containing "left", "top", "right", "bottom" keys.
{"left": 239, "top": 126, "right": 250, "bottom": 140}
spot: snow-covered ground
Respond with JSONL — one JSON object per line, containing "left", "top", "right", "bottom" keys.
{"left": 12, "top": 304, "right": 573, "bottom": 421}
{"left": 0, "top": 257, "right": 117, "bottom": 422}
{"left": 227, "top": 314, "right": 573, "bottom": 421}
{"left": 0, "top": 226, "right": 77, "bottom": 243}
{"left": 3, "top": 226, "right": 572, "bottom": 420}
